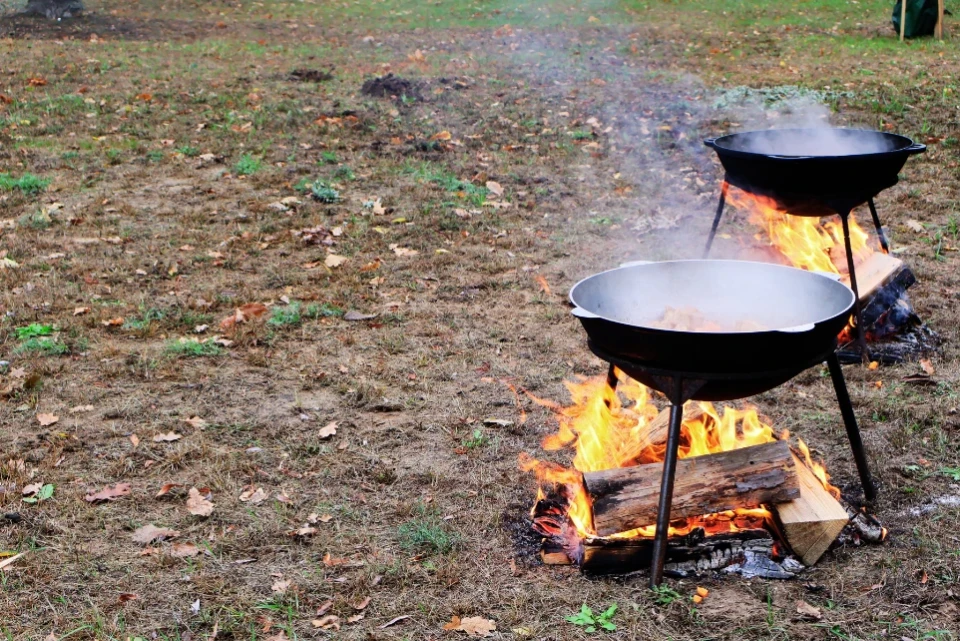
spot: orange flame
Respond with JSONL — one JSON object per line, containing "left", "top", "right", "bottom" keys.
{"left": 522, "top": 371, "right": 840, "bottom": 540}
{"left": 724, "top": 184, "right": 873, "bottom": 275}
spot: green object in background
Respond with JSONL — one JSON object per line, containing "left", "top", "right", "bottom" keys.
{"left": 892, "top": 0, "right": 941, "bottom": 38}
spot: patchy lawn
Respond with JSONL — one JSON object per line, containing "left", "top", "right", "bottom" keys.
{"left": 1, "top": 0, "right": 959, "bottom": 639}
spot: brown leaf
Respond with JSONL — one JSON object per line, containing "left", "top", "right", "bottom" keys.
{"left": 183, "top": 416, "right": 208, "bottom": 429}
{"left": 318, "top": 422, "right": 337, "bottom": 439}
{"left": 352, "top": 596, "right": 371, "bottom": 611}
{"left": 312, "top": 616, "right": 340, "bottom": 631}
{"left": 325, "top": 254, "right": 348, "bottom": 268}
{"left": 85, "top": 482, "right": 132, "bottom": 503}
{"left": 430, "top": 130, "right": 451, "bottom": 141}
{"left": 344, "top": 310, "right": 377, "bottom": 321}
{"left": 795, "top": 600, "right": 822, "bottom": 621}
{"left": 36, "top": 413, "right": 59, "bottom": 426}
{"left": 171, "top": 542, "right": 200, "bottom": 558}
{"left": 129, "top": 434, "right": 140, "bottom": 447}
{"left": 73, "top": 306, "right": 90, "bottom": 316}
{"left": 101, "top": 317, "right": 125, "bottom": 327}
{"left": 485, "top": 181, "right": 504, "bottom": 197}
{"left": 239, "top": 486, "right": 267, "bottom": 503}
{"left": 380, "top": 615, "right": 411, "bottom": 629}
{"left": 156, "top": 482, "right": 184, "bottom": 498}
{"left": 131, "top": 524, "right": 180, "bottom": 544}
{"left": 271, "top": 578, "right": 292, "bottom": 593}
{"left": 316, "top": 600, "right": 333, "bottom": 616}
{"left": 905, "top": 219, "right": 925, "bottom": 233}
{"left": 153, "top": 432, "right": 182, "bottom": 443}
{"left": 290, "top": 526, "right": 317, "bottom": 537}
{"left": 388, "top": 243, "right": 418, "bottom": 256}
{"left": 118, "top": 593, "right": 139, "bottom": 603}
{"left": 920, "top": 358, "right": 935, "bottom": 375}
{"left": 347, "top": 614, "right": 364, "bottom": 624}
{"left": 220, "top": 302, "right": 269, "bottom": 331}
{"left": 22, "top": 482, "right": 42, "bottom": 496}
{"left": 443, "top": 616, "right": 496, "bottom": 637}
{"left": 186, "top": 487, "right": 214, "bottom": 517}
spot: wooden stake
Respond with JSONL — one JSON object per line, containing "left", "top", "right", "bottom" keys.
{"left": 583, "top": 441, "right": 800, "bottom": 537}
{"left": 937, "top": 0, "right": 944, "bottom": 40}
{"left": 901, "top": 0, "right": 908, "bottom": 42}
{"left": 772, "top": 456, "right": 849, "bottom": 566}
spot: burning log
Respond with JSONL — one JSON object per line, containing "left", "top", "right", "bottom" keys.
{"left": 644, "top": 403, "right": 705, "bottom": 447}
{"left": 771, "top": 456, "right": 849, "bottom": 566}
{"left": 583, "top": 441, "right": 800, "bottom": 537}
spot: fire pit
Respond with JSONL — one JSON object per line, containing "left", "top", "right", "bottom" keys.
{"left": 534, "top": 260, "right": 877, "bottom": 587}
{"left": 702, "top": 128, "right": 926, "bottom": 361}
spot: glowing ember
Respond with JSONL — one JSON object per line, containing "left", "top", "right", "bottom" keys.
{"left": 521, "top": 370, "right": 840, "bottom": 541}
{"left": 724, "top": 183, "right": 874, "bottom": 275}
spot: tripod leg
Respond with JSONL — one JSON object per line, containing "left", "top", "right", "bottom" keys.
{"left": 867, "top": 198, "right": 890, "bottom": 254}
{"left": 649, "top": 400, "right": 684, "bottom": 587}
{"left": 841, "top": 212, "right": 871, "bottom": 364}
{"left": 826, "top": 352, "right": 877, "bottom": 502}
{"left": 702, "top": 185, "right": 727, "bottom": 259}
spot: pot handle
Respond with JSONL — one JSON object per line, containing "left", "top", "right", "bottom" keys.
{"left": 571, "top": 306, "right": 600, "bottom": 320}
{"left": 775, "top": 323, "right": 816, "bottom": 334}
{"left": 906, "top": 142, "right": 926, "bottom": 154}
{"left": 703, "top": 137, "right": 718, "bottom": 148}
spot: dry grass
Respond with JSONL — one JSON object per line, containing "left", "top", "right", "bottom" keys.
{"left": 0, "top": 1, "right": 959, "bottom": 639}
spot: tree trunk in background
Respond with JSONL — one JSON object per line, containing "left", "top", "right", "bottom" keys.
{"left": 23, "top": 0, "right": 84, "bottom": 19}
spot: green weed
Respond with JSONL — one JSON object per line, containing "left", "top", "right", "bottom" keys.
{"left": 333, "top": 165, "right": 356, "bottom": 181}
{"left": 15, "top": 337, "right": 68, "bottom": 355}
{"left": 566, "top": 604, "right": 617, "bottom": 633}
{"left": 320, "top": 150, "right": 338, "bottom": 164}
{"left": 0, "top": 172, "right": 50, "bottom": 195}
{"left": 176, "top": 145, "right": 201, "bottom": 157}
{"left": 124, "top": 308, "right": 166, "bottom": 331}
{"left": 397, "top": 517, "right": 458, "bottom": 554}
{"left": 940, "top": 466, "right": 960, "bottom": 481}
{"left": 22, "top": 483, "right": 54, "bottom": 504}
{"left": 234, "top": 153, "right": 262, "bottom": 176}
{"left": 15, "top": 323, "right": 55, "bottom": 339}
{"left": 310, "top": 182, "right": 340, "bottom": 203}
{"left": 165, "top": 339, "right": 223, "bottom": 357}
{"left": 650, "top": 584, "right": 682, "bottom": 606}
{"left": 461, "top": 428, "right": 489, "bottom": 449}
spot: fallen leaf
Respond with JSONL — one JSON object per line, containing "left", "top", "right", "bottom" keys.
{"left": 156, "top": 482, "right": 184, "bottom": 498}
{"left": 153, "top": 431, "right": 182, "bottom": 443}
{"left": 22, "top": 483, "right": 42, "bottom": 496}
{"left": 271, "top": 579, "right": 292, "bottom": 593}
{"left": 920, "top": 358, "right": 935, "bottom": 375}
{"left": 372, "top": 199, "right": 386, "bottom": 215}
{"left": 325, "top": 254, "right": 349, "bottom": 268}
{"left": 905, "top": 219, "right": 925, "bottom": 233}
{"left": 430, "top": 130, "right": 451, "bottom": 141}
{"left": 312, "top": 616, "right": 340, "bottom": 631}
{"left": 319, "top": 422, "right": 337, "bottom": 439}
{"left": 379, "top": 615, "right": 411, "bottom": 629}
{"left": 220, "top": 302, "right": 269, "bottom": 331}
{"left": 388, "top": 243, "right": 419, "bottom": 256}
{"left": 70, "top": 404, "right": 94, "bottom": 413}
{"left": 352, "top": 596, "right": 371, "bottom": 610}
{"left": 344, "top": 310, "right": 377, "bottom": 321}
{"left": 131, "top": 524, "right": 180, "bottom": 544}
{"left": 36, "top": 413, "right": 59, "bottom": 426}
{"left": 347, "top": 614, "right": 365, "bottom": 624}
{"left": 444, "top": 616, "right": 496, "bottom": 637}
{"left": 171, "top": 542, "right": 200, "bottom": 558}
{"left": 101, "top": 317, "right": 124, "bottom": 327}
{"left": 485, "top": 181, "right": 504, "bottom": 197}
{"left": 239, "top": 486, "right": 267, "bottom": 503}
{"left": 186, "top": 487, "right": 215, "bottom": 517}
{"left": 796, "top": 600, "right": 822, "bottom": 621}
{"left": 118, "top": 593, "right": 139, "bottom": 603}
{"left": 85, "top": 483, "right": 132, "bottom": 503}
{"left": 291, "top": 526, "right": 317, "bottom": 537}
{"left": 183, "top": 416, "right": 208, "bottom": 429}
{"left": 73, "top": 306, "right": 90, "bottom": 316}
{"left": 0, "top": 552, "right": 27, "bottom": 571}
{"left": 129, "top": 434, "right": 140, "bottom": 447}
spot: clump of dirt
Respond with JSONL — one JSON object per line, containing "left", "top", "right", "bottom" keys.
{"left": 289, "top": 68, "right": 334, "bottom": 83}
{"left": 361, "top": 73, "right": 422, "bottom": 100}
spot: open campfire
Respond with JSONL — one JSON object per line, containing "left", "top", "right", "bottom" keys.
{"left": 521, "top": 372, "right": 884, "bottom": 578}
{"left": 724, "top": 183, "right": 937, "bottom": 363}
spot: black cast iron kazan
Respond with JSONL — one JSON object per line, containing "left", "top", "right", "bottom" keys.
{"left": 702, "top": 128, "right": 926, "bottom": 362}
{"left": 568, "top": 260, "right": 875, "bottom": 586}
